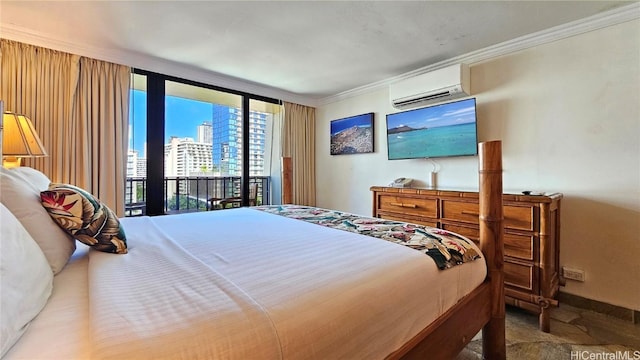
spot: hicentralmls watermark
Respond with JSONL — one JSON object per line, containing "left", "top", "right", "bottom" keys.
{"left": 570, "top": 351, "right": 640, "bottom": 360}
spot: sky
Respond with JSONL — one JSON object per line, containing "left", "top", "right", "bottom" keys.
{"left": 330, "top": 113, "right": 373, "bottom": 135}
{"left": 129, "top": 90, "right": 214, "bottom": 155}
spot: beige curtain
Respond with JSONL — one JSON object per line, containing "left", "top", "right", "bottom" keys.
{"left": 0, "top": 39, "right": 130, "bottom": 216}
{"left": 282, "top": 101, "right": 316, "bottom": 206}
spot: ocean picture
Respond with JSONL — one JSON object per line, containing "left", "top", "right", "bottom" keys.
{"left": 330, "top": 113, "right": 374, "bottom": 155}
{"left": 386, "top": 98, "right": 477, "bottom": 159}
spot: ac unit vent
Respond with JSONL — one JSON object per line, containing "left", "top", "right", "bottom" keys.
{"left": 393, "top": 90, "right": 454, "bottom": 108}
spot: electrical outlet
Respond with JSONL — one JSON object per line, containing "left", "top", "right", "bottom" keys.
{"left": 563, "top": 267, "right": 585, "bottom": 282}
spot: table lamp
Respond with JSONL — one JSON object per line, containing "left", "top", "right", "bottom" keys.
{"left": 2, "top": 112, "right": 48, "bottom": 168}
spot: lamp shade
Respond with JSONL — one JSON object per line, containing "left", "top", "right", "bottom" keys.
{"left": 2, "top": 112, "right": 48, "bottom": 168}
{"left": 2, "top": 112, "right": 47, "bottom": 157}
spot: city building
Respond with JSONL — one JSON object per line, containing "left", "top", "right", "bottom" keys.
{"left": 125, "top": 150, "right": 139, "bottom": 204}
{"left": 164, "top": 136, "right": 214, "bottom": 199}
{"left": 197, "top": 121, "right": 212, "bottom": 144}
{"left": 136, "top": 156, "right": 147, "bottom": 178}
{"left": 212, "top": 104, "right": 268, "bottom": 176}
{"left": 164, "top": 136, "right": 213, "bottom": 177}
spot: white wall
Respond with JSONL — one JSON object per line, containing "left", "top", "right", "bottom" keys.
{"left": 316, "top": 20, "right": 640, "bottom": 311}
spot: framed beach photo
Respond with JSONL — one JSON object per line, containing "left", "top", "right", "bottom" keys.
{"left": 330, "top": 113, "right": 374, "bottom": 155}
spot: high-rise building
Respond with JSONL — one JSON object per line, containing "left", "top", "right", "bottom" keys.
{"left": 164, "top": 136, "right": 214, "bottom": 198}
{"left": 136, "top": 157, "right": 147, "bottom": 178}
{"left": 136, "top": 142, "right": 147, "bottom": 178}
{"left": 197, "top": 121, "right": 213, "bottom": 144}
{"left": 248, "top": 112, "right": 267, "bottom": 176}
{"left": 212, "top": 104, "right": 268, "bottom": 176}
{"left": 127, "top": 150, "right": 138, "bottom": 177}
{"left": 126, "top": 150, "right": 139, "bottom": 204}
{"left": 164, "top": 136, "right": 213, "bottom": 177}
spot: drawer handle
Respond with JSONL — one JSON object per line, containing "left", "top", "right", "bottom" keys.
{"left": 390, "top": 202, "right": 418, "bottom": 208}
{"left": 461, "top": 210, "right": 479, "bottom": 216}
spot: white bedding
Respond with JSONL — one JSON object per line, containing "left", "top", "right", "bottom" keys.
{"left": 5, "top": 208, "right": 486, "bottom": 359}
{"left": 5, "top": 244, "right": 91, "bottom": 359}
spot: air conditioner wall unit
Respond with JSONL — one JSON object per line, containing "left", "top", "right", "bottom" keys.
{"left": 389, "top": 63, "right": 470, "bottom": 110}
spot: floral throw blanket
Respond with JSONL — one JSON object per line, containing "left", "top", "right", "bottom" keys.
{"left": 254, "top": 205, "right": 480, "bottom": 270}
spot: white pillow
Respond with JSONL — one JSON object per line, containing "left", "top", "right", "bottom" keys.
{"left": 0, "top": 167, "right": 75, "bottom": 274}
{"left": 8, "top": 166, "right": 52, "bottom": 191}
{"left": 0, "top": 202, "right": 54, "bottom": 358}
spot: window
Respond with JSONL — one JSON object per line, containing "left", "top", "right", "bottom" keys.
{"left": 127, "top": 70, "right": 281, "bottom": 216}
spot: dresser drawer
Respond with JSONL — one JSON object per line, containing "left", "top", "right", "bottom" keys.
{"left": 441, "top": 223, "right": 479, "bottom": 242}
{"left": 504, "top": 232, "right": 535, "bottom": 261}
{"left": 378, "top": 195, "right": 438, "bottom": 218}
{"left": 441, "top": 224, "right": 534, "bottom": 261}
{"left": 381, "top": 214, "right": 438, "bottom": 228}
{"left": 441, "top": 200, "right": 479, "bottom": 225}
{"left": 504, "top": 205, "right": 535, "bottom": 231}
{"left": 504, "top": 261, "right": 535, "bottom": 291}
{"left": 441, "top": 200, "right": 535, "bottom": 232}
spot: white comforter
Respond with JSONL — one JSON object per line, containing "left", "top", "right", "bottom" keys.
{"left": 7, "top": 208, "right": 486, "bottom": 359}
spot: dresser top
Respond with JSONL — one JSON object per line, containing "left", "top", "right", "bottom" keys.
{"left": 370, "top": 186, "right": 563, "bottom": 203}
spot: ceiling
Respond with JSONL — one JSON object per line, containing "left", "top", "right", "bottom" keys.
{"left": 0, "top": 1, "right": 635, "bottom": 103}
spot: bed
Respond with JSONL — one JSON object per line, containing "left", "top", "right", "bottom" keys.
{"left": 0, "top": 141, "right": 505, "bottom": 359}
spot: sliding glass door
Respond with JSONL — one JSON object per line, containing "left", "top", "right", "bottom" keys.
{"left": 164, "top": 80, "right": 242, "bottom": 213}
{"left": 126, "top": 70, "right": 280, "bottom": 216}
{"left": 249, "top": 99, "right": 283, "bottom": 207}
{"left": 125, "top": 73, "right": 148, "bottom": 216}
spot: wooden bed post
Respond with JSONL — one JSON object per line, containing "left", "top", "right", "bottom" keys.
{"left": 388, "top": 141, "right": 507, "bottom": 360}
{"left": 479, "top": 141, "right": 506, "bottom": 359}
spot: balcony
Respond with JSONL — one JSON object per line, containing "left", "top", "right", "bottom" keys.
{"left": 125, "top": 176, "right": 270, "bottom": 216}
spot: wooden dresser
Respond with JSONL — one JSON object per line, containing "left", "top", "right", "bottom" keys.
{"left": 370, "top": 186, "right": 563, "bottom": 332}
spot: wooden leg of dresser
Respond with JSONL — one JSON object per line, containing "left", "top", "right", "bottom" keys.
{"left": 535, "top": 296, "right": 557, "bottom": 333}
{"left": 539, "top": 307, "right": 551, "bottom": 333}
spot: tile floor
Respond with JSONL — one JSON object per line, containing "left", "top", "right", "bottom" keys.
{"left": 457, "top": 304, "right": 640, "bottom": 359}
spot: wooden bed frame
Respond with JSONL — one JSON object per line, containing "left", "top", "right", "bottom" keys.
{"left": 1, "top": 140, "right": 503, "bottom": 359}
{"left": 283, "top": 141, "right": 506, "bottom": 359}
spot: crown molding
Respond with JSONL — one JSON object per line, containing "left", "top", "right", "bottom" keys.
{"left": 318, "top": 2, "right": 640, "bottom": 106}
{"left": 0, "top": 24, "right": 319, "bottom": 107}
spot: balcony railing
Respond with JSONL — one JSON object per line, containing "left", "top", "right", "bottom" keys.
{"left": 125, "top": 176, "right": 270, "bottom": 216}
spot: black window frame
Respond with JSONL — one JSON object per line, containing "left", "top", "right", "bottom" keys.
{"left": 133, "top": 69, "right": 281, "bottom": 216}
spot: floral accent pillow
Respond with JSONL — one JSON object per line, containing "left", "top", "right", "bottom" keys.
{"left": 40, "top": 183, "right": 128, "bottom": 254}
